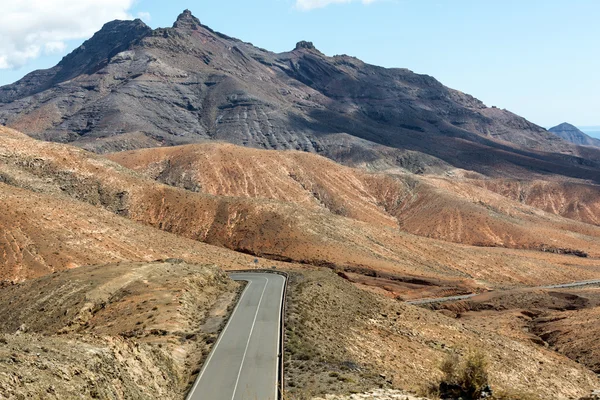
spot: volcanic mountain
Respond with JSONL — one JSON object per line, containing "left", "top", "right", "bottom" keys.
{"left": 1, "top": 10, "right": 600, "bottom": 183}
{"left": 549, "top": 122, "right": 600, "bottom": 148}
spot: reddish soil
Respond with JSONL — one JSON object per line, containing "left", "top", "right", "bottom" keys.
{"left": 3, "top": 126, "right": 600, "bottom": 294}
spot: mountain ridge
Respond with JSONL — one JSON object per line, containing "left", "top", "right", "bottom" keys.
{"left": 1, "top": 10, "right": 599, "bottom": 183}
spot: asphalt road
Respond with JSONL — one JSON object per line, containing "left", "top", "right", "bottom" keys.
{"left": 186, "top": 272, "right": 286, "bottom": 400}
{"left": 407, "top": 279, "right": 600, "bottom": 305}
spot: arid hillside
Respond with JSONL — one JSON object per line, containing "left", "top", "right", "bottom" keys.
{"left": 0, "top": 261, "right": 239, "bottom": 399}
{"left": 466, "top": 178, "right": 600, "bottom": 226}
{"left": 107, "top": 142, "right": 600, "bottom": 256}
{"left": 0, "top": 182, "right": 288, "bottom": 283}
{"left": 427, "top": 285, "right": 600, "bottom": 382}
{"left": 2, "top": 126, "right": 600, "bottom": 291}
{"left": 284, "top": 270, "right": 600, "bottom": 399}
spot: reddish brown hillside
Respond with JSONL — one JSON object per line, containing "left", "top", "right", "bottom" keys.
{"left": 0, "top": 183, "right": 270, "bottom": 282}
{"left": 2, "top": 126, "right": 600, "bottom": 289}
{"left": 107, "top": 143, "right": 600, "bottom": 256}
{"left": 467, "top": 179, "right": 600, "bottom": 226}
{"left": 106, "top": 142, "right": 400, "bottom": 228}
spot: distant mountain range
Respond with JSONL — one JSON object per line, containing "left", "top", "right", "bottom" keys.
{"left": 549, "top": 123, "right": 600, "bottom": 148}
{"left": 1, "top": 9, "right": 600, "bottom": 182}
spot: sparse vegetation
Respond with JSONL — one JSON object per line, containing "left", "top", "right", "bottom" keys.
{"left": 425, "top": 349, "right": 542, "bottom": 400}
{"left": 285, "top": 270, "right": 599, "bottom": 399}
{"left": 434, "top": 349, "right": 489, "bottom": 399}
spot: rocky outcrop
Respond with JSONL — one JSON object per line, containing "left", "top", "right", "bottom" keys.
{"left": 0, "top": 19, "right": 151, "bottom": 103}
{"left": 295, "top": 40, "right": 318, "bottom": 51}
{"left": 172, "top": 9, "right": 202, "bottom": 30}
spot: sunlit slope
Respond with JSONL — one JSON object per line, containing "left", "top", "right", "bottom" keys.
{"left": 108, "top": 142, "right": 600, "bottom": 255}
{"left": 2, "top": 126, "right": 600, "bottom": 287}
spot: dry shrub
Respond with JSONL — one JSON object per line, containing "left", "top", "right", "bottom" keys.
{"left": 424, "top": 349, "right": 542, "bottom": 399}
{"left": 427, "top": 349, "right": 491, "bottom": 399}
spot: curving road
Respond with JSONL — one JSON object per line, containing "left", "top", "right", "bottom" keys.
{"left": 407, "top": 278, "right": 600, "bottom": 305}
{"left": 187, "top": 272, "right": 286, "bottom": 400}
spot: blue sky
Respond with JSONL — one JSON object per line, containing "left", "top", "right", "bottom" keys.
{"left": 1, "top": 0, "right": 598, "bottom": 135}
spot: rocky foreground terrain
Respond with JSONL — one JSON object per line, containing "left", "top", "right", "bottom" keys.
{"left": 284, "top": 270, "right": 599, "bottom": 399}
{"left": 0, "top": 261, "right": 239, "bottom": 399}
{"left": 429, "top": 286, "right": 600, "bottom": 376}
{"left": 313, "top": 390, "right": 428, "bottom": 400}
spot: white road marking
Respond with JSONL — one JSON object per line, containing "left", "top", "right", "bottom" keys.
{"left": 230, "top": 276, "right": 269, "bottom": 400}
{"left": 186, "top": 279, "right": 253, "bottom": 400}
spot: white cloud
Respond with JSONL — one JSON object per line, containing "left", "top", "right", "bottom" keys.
{"left": 0, "top": 0, "right": 138, "bottom": 69}
{"left": 44, "top": 41, "right": 67, "bottom": 54}
{"left": 137, "top": 11, "right": 152, "bottom": 22}
{"left": 295, "top": 0, "right": 379, "bottom": 11}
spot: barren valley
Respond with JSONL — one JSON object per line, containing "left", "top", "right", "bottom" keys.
{"left": 0, "top": 8, "right": 600, "bottom": 400}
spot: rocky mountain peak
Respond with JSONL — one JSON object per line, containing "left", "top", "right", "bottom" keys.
{"left": 0, "top": 18, "right": 151, "bottom": 103}
{"left": 553, "top": 122, "right": 579, "bottom": 131}
{"left": 295, "top": 41, "right": 318, "bottom": 51}
{"left": 54, "top": 18, "right": 151, "bottom": 76}
{"left": 2, "top": 11, "right": 600, "bottom": 179}
{"left": 549, "top": 122, "right": 600, "bottom": 147}
{"left": 173, "top": 9, "right": 201, "bottom": 30}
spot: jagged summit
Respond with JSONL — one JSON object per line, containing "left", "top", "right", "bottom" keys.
{"left": 173, "top": 9, "right": 201, "bottom": 30}
{"left": 1, "top": 10, "right": 600, "bottom": 182}
{"left": 57, "top": 18, "right": 151, "bottom": 71}
{"left": 295, "top": 40, "right": 317, "bottom": 51}
{"left": 0, "top": 18, "right": 151, "bottom": 103}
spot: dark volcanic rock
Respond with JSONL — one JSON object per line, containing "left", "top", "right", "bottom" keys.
{"left": 1, "top": 10, "right": 600, "bottom": 182}
{"left": 172, "top": 9, "right": 201, "bottom": 30}
{"left": 549, "top": 122, "right": 600, "bottom": 148}
{"left": 295, "top": 41, "right": 317, "bottom": 51}
{"left": 0, "top": 19, "right": 151, "bottom": 104}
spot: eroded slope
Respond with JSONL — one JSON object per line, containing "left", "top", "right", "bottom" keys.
{"left": 107, "top": 142, "right": 600, "bottom": 257}
{"left": 284, "top": 270, "right": 599, "bottom": 399}
{"left": 467, "top": 178, "right": 600, "bottom": 226}
{"left": 0, "top": 262, "right": 238, "bottom": 399}
{"left": 2, "top": 126, "right": 600, "bottom": 290}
